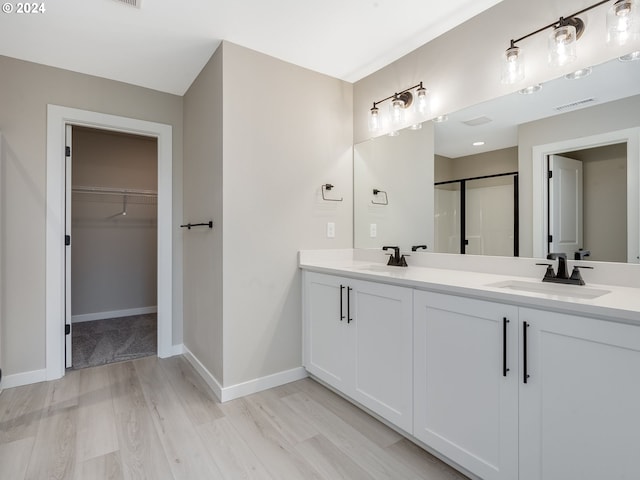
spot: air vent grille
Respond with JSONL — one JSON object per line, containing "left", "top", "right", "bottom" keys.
{"left": 554, "top": 98, "right": 596, "bottom": 112}
{"left": 114, "top": 0, "right": 141, "bottom": 8}
{"left": 462, "top": 116, "right": 493, "bottom": 127}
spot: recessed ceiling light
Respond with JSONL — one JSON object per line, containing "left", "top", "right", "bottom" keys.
{"left": 472, "top": 141, "right": 485, "bottom": 146}
{"left": 565, "top": 67, "right": 592, "bottom": 80}
{"left": 619, "top": 51, "right": 640, "bottom": 61}
{"left": 519, "top": 84, "right": 542, "bottom": 95}
{"left": 432, "top": 115, "right": 448, "bottom": 123}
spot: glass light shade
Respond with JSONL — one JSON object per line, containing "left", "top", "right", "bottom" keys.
{"left": 409, "top": 123, "right": 423, "bottom": 130}
{"left": 368, "top": 106, "right": 380, "bottom": 133}
{"left": 416, "top": 86, "right": 429, "bottom": 115}
{"left": 501, "top": 46, "right": 525, "bottom": 84}
{"left": 390, "top": 97, "right": 405, "bottom": 126}
{"left": 607, "top": 0, "right": 640, "bottom": 46}
{"left": 549, "top": 24, "right": 577, "bottom": 66}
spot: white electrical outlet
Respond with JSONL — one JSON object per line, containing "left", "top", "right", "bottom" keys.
{"left": 327, "top": 222, "right": 336, "bottom": 238}
{"left": 370, "top": 223, "right": 377, "bottom": 238}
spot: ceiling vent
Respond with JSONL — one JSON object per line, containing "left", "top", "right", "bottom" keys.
{"left": 554, "top": 98, "right": 596, "bottom": 112}
{"left": 462, "top": 116, "right": 493, "bottom": 127}
{"left": 113, "top": 0, "right": 141, "bottom": 8}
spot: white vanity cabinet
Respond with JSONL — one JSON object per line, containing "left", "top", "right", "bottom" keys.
{"left": 518, "top": 308, "right": 640, "bottom": 480}
{"left": 413, "top": 291, "right": 519, "bottom": 480}
{"left": 302, "top": 271, "right": 413, "bottom": 432}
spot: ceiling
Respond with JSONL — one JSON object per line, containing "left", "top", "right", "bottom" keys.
{"left": 435, "top": 56, "right": 640, "bottom": 158}
{"left": 0, "top": 0, "right": 503, "bottom": 95}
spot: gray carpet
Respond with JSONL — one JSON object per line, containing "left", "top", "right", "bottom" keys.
{"left": 71, "top": 313, "right": 157, "bottom": 370}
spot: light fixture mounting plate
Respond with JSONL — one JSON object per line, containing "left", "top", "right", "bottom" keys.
{"left": 560, "top": 16, "right": 585, "bottom": 39}
{"left": 397, "top": 91, "right": 413, "bottom": 108}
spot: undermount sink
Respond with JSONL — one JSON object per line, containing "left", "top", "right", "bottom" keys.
{"left": 486, "top": 280, "right": 610, "bottom": 300}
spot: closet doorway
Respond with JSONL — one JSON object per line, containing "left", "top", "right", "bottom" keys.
{"left": 67, "top": 126, "right": 158, "bottom": 369}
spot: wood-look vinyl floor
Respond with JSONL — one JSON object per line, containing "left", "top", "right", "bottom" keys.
{"left": 0, "top": 356, "right": 469, "bottom": 480}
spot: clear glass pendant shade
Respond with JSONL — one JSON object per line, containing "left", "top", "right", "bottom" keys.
{"left": 549, "top": 24, "right": 577, "bottom": 66}
{"left": 607, "top": 0, "right": 640, "bottom": 45}
{"left": 501, "top": 46, "right": 525, "bottom": 84}
{"left": 368, "top": 106, "right": 380, "bottom": 133}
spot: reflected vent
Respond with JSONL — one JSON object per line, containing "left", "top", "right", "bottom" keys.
{"left": 462, "top": 116, "right": 493, "bottom": 126}
{"left": 554, "top": 98, "right": 596, "bottom": 112}
{"left": 113, "top": 0, "right": 141, "bottom": 7}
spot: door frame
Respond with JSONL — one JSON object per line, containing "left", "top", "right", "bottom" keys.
{"left": 532, "top": 127, "right": 640, "bottom": 262}
{"left": 46, "top": 105, "right": 174, "bottom": 380}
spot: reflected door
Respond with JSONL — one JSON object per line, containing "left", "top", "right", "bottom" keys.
{"left": 548, "top": 154, "right": 583, "bottom": 257}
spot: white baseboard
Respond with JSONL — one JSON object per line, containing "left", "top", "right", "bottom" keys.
{"left": 182, "top": 346, "right": 308, "bottom": 403}
{"left": 1, "top": 368, "right": 47, "bottom": 389}
{"left": 221, "top": 366, "right": 308, "bottom": 402}
{"left": 182, "top": 346, "right": 223, "bottom": 402}
{"left": 72, "top": 306, "right": 157, "bottom": 323}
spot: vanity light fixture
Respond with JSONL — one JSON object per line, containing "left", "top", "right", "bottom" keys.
{"left": 367, "top": 81, "right": 428, "bottom": 133}
{"left": 501, "top": 0, "right": 637, "bottom": 84}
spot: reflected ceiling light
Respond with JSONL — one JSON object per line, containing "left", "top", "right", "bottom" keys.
{"left": 388, "top": 130, "right": 400, "bottom": 137}
{"left": 501, "top": 1, "right": 627, "bottom": 84}
{"left": 432, "top": 115, "right": 448, "bottom": 123}
{"left": 565, "top": 66, "right": 593, "bottom": 79}
{"left": 367, "top": 81, "right": 428, "bottom": 134}
{"left": 607, "top": 0, "right": 640, "bottom": 45}
{"left": 472, "top": 141, "right": 485, "bottom": 146}
{"left": 519, "top": 84, "right": 543, "bottom": 94}
{"left": 409, "top": 123, "right": 423, "bottom": 130}
{"left": 619, "top": 49, "right": 640, "bottom": 60}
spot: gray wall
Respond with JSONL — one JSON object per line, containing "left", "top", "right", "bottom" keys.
{"left": 354, "top": 125, "right": 434, "bottom": 251}
{"left": 71, "top": 127, "right": 158, "bottom": 318}
{"left": 183, "top": 42, "right": 353, "bottom": 388}
{"left": 0, "top": 55, "right": 183, "bottom": 377}
{"left": 183, "top": 45, "right": 225, "bottom": 382}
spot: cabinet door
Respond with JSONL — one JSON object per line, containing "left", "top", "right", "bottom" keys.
{"left": 414, "top": 291, "right": 518, "bottom": 480}
{"left": 519, "top": 309, "right": 640, "bottom": 480}
{"left": 350, "top": 279, "right": 414, "bottom": 432}
{"left": 303, "top": 271, "right": 352, "bottom": 391}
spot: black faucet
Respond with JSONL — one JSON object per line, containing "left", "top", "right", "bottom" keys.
{"left": 382, "top": 246, "right": 408, "bottom": 267}
{"left": 411, "top": 245, "right": 428, "bottom": 252}
{"left": 536, "top": 252, "right": 593, "bottom": 285}
{"left": 547, "top": 253, "right": 568, "bottom": 279}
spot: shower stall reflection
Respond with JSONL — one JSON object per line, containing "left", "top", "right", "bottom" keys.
{"left": 435, "top": 172, "right": 518, "bottom": 257}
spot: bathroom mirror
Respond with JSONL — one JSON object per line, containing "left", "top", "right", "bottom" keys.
{"left": 353, "top": 55, "right": 640, "bottom": 263}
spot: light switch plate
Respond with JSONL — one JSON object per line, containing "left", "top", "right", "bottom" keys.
{"left": 327, "top": 222, "right": 335, "bottom": 238}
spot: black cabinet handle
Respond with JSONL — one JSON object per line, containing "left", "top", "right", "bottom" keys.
{"left": 347, "top": 287, "right": 353, "bottom": 323}
{"left": 339, "top": 285, "right": 345, "bottom": 321}
{"left": 523, "top": 321, "right": 530, "bottom": 383}
{"left": 503, "top": 317, "right": 510, "bottom": 377}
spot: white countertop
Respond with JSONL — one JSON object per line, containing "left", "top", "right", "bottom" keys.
{"left": 299, "top": 249, "right": 640, "bottom": 325}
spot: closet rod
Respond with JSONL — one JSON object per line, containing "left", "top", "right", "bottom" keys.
{"left": 72, "top": 185, "right": 158, "bottom": 197}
